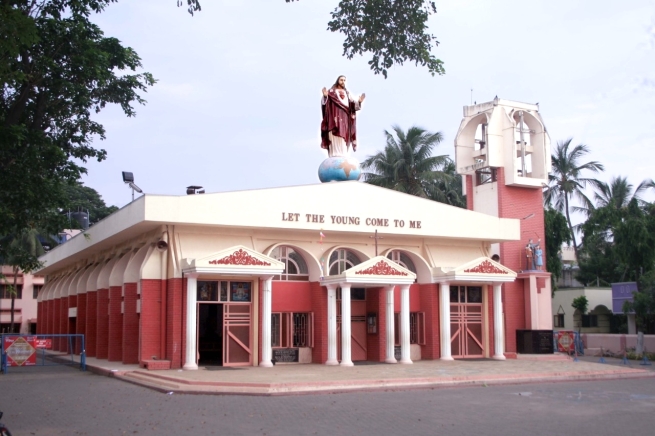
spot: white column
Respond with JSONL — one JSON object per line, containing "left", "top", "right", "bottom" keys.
{"left": 183, "top": 273, "right": 199, "bottom": 370}
{"left": 325, "top": 284, "right": 339, "bottom": 365}
{"left": 439, "top": 282, "right": 453, "bottom": 361}
{"left": 492, "top": 284, "right": 506, "bottom": 360}
{"left": 385, "top": 285, "right": 397, "bottom": 364}
{"left": 260, "top": 276, "right": 274, "bottom": 367}
{"left": 340, "top": 284, "right": 353, "bottom": 366}
{"left": 399, "top": 284, "right": 412, "bottom": 364}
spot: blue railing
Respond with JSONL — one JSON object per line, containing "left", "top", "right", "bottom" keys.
{"left": 1, "top": 334, "right": 86, "bottom": 374}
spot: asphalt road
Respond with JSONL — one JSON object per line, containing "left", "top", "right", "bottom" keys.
{"left": 1, "top": 365, "right": 654, "bottom": 435}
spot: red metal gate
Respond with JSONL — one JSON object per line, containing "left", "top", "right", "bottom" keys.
{"left": 450, "top": 303, "right": 484, "bottom": 358}
{"left": 222, "top": 304, "right": 251, "bottom": 366}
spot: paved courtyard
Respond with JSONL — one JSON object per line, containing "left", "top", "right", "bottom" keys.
{"left": 1, "top": 361, "right": 655, "bottom": 435}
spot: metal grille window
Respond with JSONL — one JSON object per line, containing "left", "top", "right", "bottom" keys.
{"left": 554, "top": 314, "right": 565, "bottom": 328}
{"left": 0, "top": 285, "right": 22, "bottom": 299}
{"left": 271, "top": 312, "right": 314, "bottom": 348}
{"left": 328, "top": 249, "right": 361, "bottom": 275}
{"left": 582, "top": 314, "right": 598, "bottom": 328}
{"left": 387, "top": 250, "right": 417, "bottom": 274}
{"left": 394, "top": 312, "right": 425, "bottom": 345}
{"left": 271, "top": 246, "right": 309, "bottom": 281}
{"left": 33, "top": 285, "right": 42, "bottom": 299}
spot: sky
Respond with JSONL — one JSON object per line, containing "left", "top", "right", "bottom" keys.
{"left": 80, "top": 0, "right": 655, "bottom": 216}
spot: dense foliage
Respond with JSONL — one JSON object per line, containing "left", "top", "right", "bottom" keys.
{"left": 361, "top": 125, "right": 464, "bottom": 207}
{"left": 64, "top": 182, "right": 119, "bottom": 226}
{"left": 0, "top": 0, "right": 154, "bottom": 270}
{"left": 544, "top": 208, "right": 571, "bottom": 290}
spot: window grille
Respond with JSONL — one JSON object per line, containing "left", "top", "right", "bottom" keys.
{"left": 271, "top": 246, "right": 309, "bottom": 281}
{"left": 33, "top": 285, "right": 42, "bottom": 299}
{"left": 554, "top": 314, "right": 565, "bottom": 328}
{"left": 271, "top": 312, "right": 313, "bottom": 348}
{"left": 394, "top": 312, "right": 425, "bottom": 345}
{"left": 0, "top": 285, "right": 22, "bottom": 299}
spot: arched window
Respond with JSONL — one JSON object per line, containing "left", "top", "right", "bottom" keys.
{"left": 387, "top": 250, "right": 417, "bottom": 274}
{"left": 271, "top": 246, "right": 309, "bottom": 281}
{"left": 328, "top": 249, "right": 361, "bottom": 275}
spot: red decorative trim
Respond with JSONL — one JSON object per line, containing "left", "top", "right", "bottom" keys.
{"left": 209, "top": 249, "right": 271, "bottom": 266}
{"left": 355, "top": 260, "right": 408, "bottom": 276}
{"left": 464, "top": 260, "right": 508, "bottom": 274}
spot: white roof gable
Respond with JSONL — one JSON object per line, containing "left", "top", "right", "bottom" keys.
{"left": 183, "top": 245, "right": 284, "bottom": 276}
{"left": 432, "top": 257, "right": 516, "bottom": 283}
{"left": 322, "top": 256, "right": 416, "bottom": 286}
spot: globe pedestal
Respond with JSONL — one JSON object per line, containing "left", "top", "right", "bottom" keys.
{"left": 318, "top": 156, "right": 362, "bottom": 183}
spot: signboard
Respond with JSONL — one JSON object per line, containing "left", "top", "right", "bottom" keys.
{"left": 273, "top": 348, "right": 299, "bottom": 363}
{"left": 3, "top": 336, "right": 37, "bottom": 367}
{"left": 556, "top": 331, "right": 575, "bottom": 353}
{"left": 35, "top": 338, "right": 52, "bottom": 349}
{"left": 612, "top": 282, "right": 637, "bottom": 313}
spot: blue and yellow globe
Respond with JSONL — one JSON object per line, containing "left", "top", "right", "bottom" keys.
{"left": 318, "top": 157, "right": 362, "bottom": 183}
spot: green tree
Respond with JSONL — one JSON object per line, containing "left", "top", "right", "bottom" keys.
{"left": 0, "top": 228, "right": 45, "bottom": 333}
{"left": 361, "top": 125, "right": 452, "bottom": 200}
{"left": 181, "top": 1, "right": 445, "bottom": 78}
{"left": 622, "top": 270, "right": 655, "bottom": 334}
{"left": 1, "top": 1, "right": 155, "bottom": 266}
{"left": 544, "top": 208, "right": 571, "bottom": 291}
{"left": 426, "top": 159, "right": 466, "bottom": 208}
{"left": 543, "top": 139, "right": 604, "bottom": 262}
{"left": 571, "top": 295, "right": 588, "bottom": 331}
{"left": 63, "top": 182, "right": 119, "bottom": 226}
{"left": 577, "top": 179, "right": 655, "bottom": 285}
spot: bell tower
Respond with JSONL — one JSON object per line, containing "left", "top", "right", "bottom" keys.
{"left": 455, "top": 98, "right": 553, "bottom": 355}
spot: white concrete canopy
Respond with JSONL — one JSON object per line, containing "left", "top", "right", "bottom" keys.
{"left": 432, "top": 257, "right": 517, "bottom": 283}
{"left": 321, "top": 256, "right": 417, "bottom": 287}
{"left": 181, "top": 245, "right": 284, "bottom": 276}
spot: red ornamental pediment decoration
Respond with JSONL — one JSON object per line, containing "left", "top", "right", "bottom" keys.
{"left": 463, "top": 260, "right": 508, "bottom": 274}
{"left": 355, "top": 260, "right": 408, "bottom": 276}
{"left": 208, "top": 249, "right": 271, "bottom": 266}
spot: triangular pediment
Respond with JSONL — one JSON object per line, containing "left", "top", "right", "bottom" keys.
{"left": 433, "top": 257, "right": 516, "bottom": 283}
{"left": 322, "top": 256, "right": 416, "bottom": 286}
{"left": 184, "top": 245, "right": 284, "bottom": 275}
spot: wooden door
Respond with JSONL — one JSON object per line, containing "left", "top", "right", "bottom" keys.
{"left": 223, "top": 304, "right": 252, "bottom": 366}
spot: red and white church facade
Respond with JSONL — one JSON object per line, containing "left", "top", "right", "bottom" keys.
{"left": 35, "top": 98, "right": 553, "bottom": 370}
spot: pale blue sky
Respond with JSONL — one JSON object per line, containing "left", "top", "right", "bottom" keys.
{"left": 81, "top": 0, "right": 655, "bottom": 213}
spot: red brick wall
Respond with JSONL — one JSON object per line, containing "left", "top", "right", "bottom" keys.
{"left": 419, "top": 283, "right": 440, "bottom": 359}
{"left": 140, "top": 279, "right": 162, "bottom": 363}
{"left": 76, "top": 294, "right": 86, "bottom": 354}
{"left": 122, "top": 283, "right": 139, "bottom": 364}
{"left": 466, "top": 175, "right": 474, "bottom": 210}
{"left": 49, "top": 299, "right": 55, "bottom": 335}
{"left": 365, "top": 288, "right": 385, "bottom": 362}
{"left": 494, "top": 167, "right": 545, "bottom": 352}
{"left": 96, "top": 288, "right": 109, "bottom": 359}
{"left": 86, "top": 291, "right": 98, "bottom": 357}
{"left": 53, "top": 298, "right": 61, "bottom": 350}
{"left": 108, "top": 286, "right": 123, "bottom": 361}
{"left": 36, "top": 301, "right": 43, "bottom": 335}
{"left": 310, "top": 282, "right": 327, "bottom": 364}
{"left": 166, "top": 278, "right": 183, "bottom": 369}
{"left": 272, "top": 281, "right": 312, "bottom": 312}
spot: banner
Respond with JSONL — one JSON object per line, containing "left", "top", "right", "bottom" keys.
{"left": 3, "top": 336, "right": 37, "bottom": 367}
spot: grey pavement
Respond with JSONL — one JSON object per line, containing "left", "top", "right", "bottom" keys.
{"left": 103, "top": 354, "right": 655, "bottom": 395}
{"left": 1, "top": 364, "right": 655, "bottom": 436}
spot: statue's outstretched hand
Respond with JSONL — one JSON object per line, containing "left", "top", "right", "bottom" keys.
{"left": 359, "top": 93, "right": 366, "bottom": 103}
{"left": 322, "top": 87, "right": 328, "bottom": 97}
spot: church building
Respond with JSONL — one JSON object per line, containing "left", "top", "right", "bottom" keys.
{"left": 35, "top": 99, "right": 553, "bottom": 370}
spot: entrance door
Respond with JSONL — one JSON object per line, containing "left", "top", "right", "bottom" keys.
{"left": 223, "top": 303, "right": 252, "bottom": 366}
{"left": 336, "top": 294, "right": 368, "bottom": 362}
{"left": 198, "top": 303, "right": 223, "bottom": 365}
{"left": 450, "top": 286, "right": 484, "bottom": 358}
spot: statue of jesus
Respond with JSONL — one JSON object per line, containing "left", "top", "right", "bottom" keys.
{"left": 320, "top": 75, "right": 365, "bottom": 157}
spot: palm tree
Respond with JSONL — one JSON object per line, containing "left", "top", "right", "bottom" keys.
{"left": 426, "top": 159, "right": 466, "bottom": 208}
{"left": 361, "top": 125, "right": 451, "bottom": 200}
{"left": 1, "top": 229, "right": 46, "bottom": 333}
{"left": 593, "top": 176, "right": 655, "bottom": 210}
{"left": 543, "top": 139, "right": 604, "bottom": 262}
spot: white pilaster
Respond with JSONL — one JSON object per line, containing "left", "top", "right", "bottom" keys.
{"left": 399, "top": 284, "right": 412, "bottom": 364}
{"left": 183, "top": 274, "right": 199, "bottom": 370}
{"left": 340, "top": 284, "right": 353, "bottom": 366}
{"left": 439, "top": 282, "right": 453, "bottom": 361}
{"left": 385, "top": 285, "right": 397, "bottom": 364}
{"left": 260, "top": 276, "right": 274, "bottom": 367}
{"left": 492, "top": 284, "right": 506, "bottom": 360}
{"left": 325, "top": 284, "right": 339, "bottom": 365}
